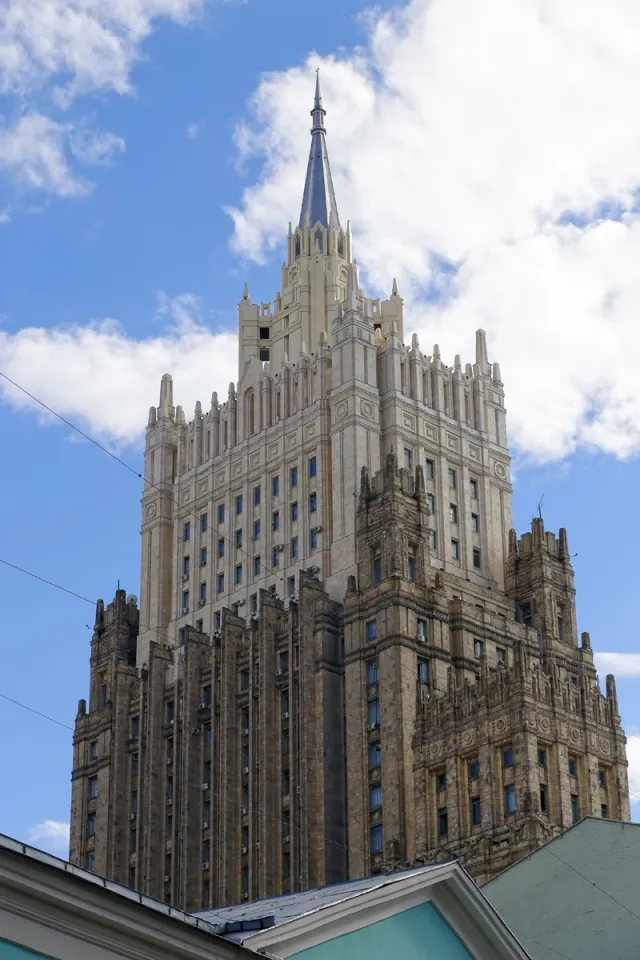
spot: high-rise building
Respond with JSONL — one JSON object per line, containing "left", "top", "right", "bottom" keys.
{"left": 70, "top": 77, "right": 630, "bottom": 910}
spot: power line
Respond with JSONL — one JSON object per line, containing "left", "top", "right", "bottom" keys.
{"left": 544, "top": 845, "right": 640, "bottom": 923}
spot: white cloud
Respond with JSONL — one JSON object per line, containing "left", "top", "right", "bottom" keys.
{"left": 226, "top": 0, "right": 640, "bottom": 461}
{"left": 0, "top": 294, "right": 238, "bottom": 443}
{"left": 595, "top": 653, "right": 640, "bottom": 678}
{"left": 0, "top": 0, "right": 211, "bottom": 198}
{"left": 27, "top": 819, "right": 70, "bottom": 856}
{"left": 186, "top": 121, "right": 201, "bottom": 139}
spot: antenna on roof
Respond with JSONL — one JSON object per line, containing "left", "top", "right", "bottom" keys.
{"left": 536, "top": 494, "right": 544, "bottom": 520}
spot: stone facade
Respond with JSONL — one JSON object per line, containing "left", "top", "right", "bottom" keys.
{"left": 70, "top": 79, "right": 630, "bottom": 910}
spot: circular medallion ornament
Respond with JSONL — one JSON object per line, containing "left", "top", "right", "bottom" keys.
{"left": 570, "top": 727, "right": 581, "bottom": 743}
{"left": 494, "top": 462, "right": 507, "bottom": 479}
{"left": 430, "top": 742, "right": 442, "bottom": 759}
{"left": 598, "top": 738, "right": 611, "bottom": 754}
{"left": 360, "top": 400, "right": 374, "bottom": 418}
{"left": 336, "top": 401, "right": 348, "bottom": 420}
{"left": 145, "top": 503, "right": 157, "bottom": 520}
{"left": 461, "top": 730, "right": 474, "bottom": 746}
{"left": 539, "top": 716, "right": 550, "bottom": 733}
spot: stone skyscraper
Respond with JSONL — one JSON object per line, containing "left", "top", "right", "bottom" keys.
{"left": 70, "top": 77, "right": 630, "bottom": 910}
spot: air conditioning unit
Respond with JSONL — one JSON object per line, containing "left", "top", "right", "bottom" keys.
{"left": 199, "top": 702, "right": 209, "bottom": 710}
{"left": 201, "top": 861, "right": 210, "bottom": 870}
{"left": 367, "top": 722, "right": 379, "bottom": 731}
{"left": 282, "top": 835, "right": 290, "bottom": 844}
{"left": 182, "top": 606, "right": 189, "bottom": 615}
{"left": 167, "top": 798, "right": 172, "bottom": 806}
{"left": 191, "top": 726, "right": 200, "bottom": 735}
{"left": 275, "top": 669, "right": 283, "bottom": 677}
{"left": 200, "top": 560, "right": 207, "bottom": 567}
{"left": 311, "top": 525, "right": 322, "bottom": 534}
{"left": 201, "top": 783, "right": 210, "bottom": 791}
{"left": 241, "top": 893, "right": 249, "bottom": 902}
{"left": 202, "top": 820, "right": 209, "bottom": 828}
{"left": 237, "top": 598, "right": 246, "bottom": 607}
{"left": 242, "top": 766, "right": 249, "bottom": 775}
{"left": 166, "top": 755, "right": 173, "bottom": 764}
{"left": 240, "top": 845, "right": 248, "bottom": 855}
{"left": 182, "top": 574, "right": 189, "bottom": 581}
{"left": 282, "top": 711, "right": 289, "bottom": 720}
{"left": 416, "top": 632, "right": 426, "bottom": 642}
{"left": 213, "top": 630, "right": 222, "bottom": 639}
{"left": 276, "top": 544, "right": 284, "bottom": 552}
{"left": 168, "top": 719, "right": 174, "bottom": 726}
{"left": 310, "top": 565, "right": 320, "bottom": 575}
{"left": 128, "top": 813, "right": 136, "bottom": 821}
{"left": 242, "top": 727, "right": 249, "bottom": 736}
{"left": 164, "top": 874, "right": 171, "bottom": 883}
{"left": 241, "top": 806, "right": 248, "bottom": 815}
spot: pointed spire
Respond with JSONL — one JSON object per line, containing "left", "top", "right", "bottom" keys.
{"left": 242, "top": 282, "right": 249, "bottom": 300}
{"left": 392, "top": 277, "right": 398, "bottom": 296}
{"left": 298, "top": 71, "right": 340, "bottom": 230}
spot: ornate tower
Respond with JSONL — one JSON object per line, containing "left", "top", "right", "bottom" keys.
{"left": 70, "top": 76, "right": 629, "bottom": 909}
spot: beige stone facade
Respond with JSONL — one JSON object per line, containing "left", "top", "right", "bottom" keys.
{"left": 70, "top": 79, "right": 629, "bottom": 910}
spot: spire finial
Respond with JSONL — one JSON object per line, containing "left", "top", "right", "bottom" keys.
{"left": 298, "top": 71, "right": 340, "bottom": 231}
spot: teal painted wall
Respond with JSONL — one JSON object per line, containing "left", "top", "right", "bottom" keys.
{"left": 0, "top": 942, "right": 50, "bottom": 960}
{"left": 289, "top": 902, "right": 473, "bottom": 960}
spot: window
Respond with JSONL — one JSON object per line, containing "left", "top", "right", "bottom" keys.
{"left": 290, "top": 466, "right": 298, "bottom": 487}
{"left": 235, "top": 528, "right": 242, "bottom": 550}
{"left": 204, "top": 723, "right": 212, "bottom": 746}
{"left": 164, "top": 853, "right": 172, "bottom": 881}
{"left": 282, "top": 770, "right": 290, "bottom": 796}
{"left": 449, "top": 503, "right": 458, "bottom": 524}
{"left": 218, "top": 538, "right": 225, "bottom": 559}
{"left": 182, "top": 590, "right": 189, "bottom": 613}
{"left": 99, "top": 682, "right": 108, "bottom": 707}
{"left": 183, "top": 555, "right": 190, "bottom": 576}
{"left": 310, "top": 528, "right": 318, "bottom": 551}
{"left": 504, "top": 783, "right": 516, "bottom": 815}
{"left": 471, "top": 513, "right": 480, "bottom": 533}
{"left": 369, "top": 742, "right": 381, "bottom": 769}
{"left": 281, "top": 690, "right": 290, "bottom": 716}
{"left": 235, "top": 494, "right": 243, "bottom": 515}
{"left": 309, "top": 456, "right": 317, "bottom": 478}
{"left": 89, "top": 741, "right": 98, "bottom": 761}
{"left": 448, "top": 467, "right": 457, "bottom": 489}
{"left": 470, "top": 477, "right": 478, "bottom": 498}
{"left": 436, "top": 771, "right": 447, "bottom": 792}
{"left": 451, "top": 539, "right": 460, "bottom": 560}
{"left": 129, "top": 789, "right": 138, "bottom": 817}
{"left": 131, "top": 753, "right": 138, "bottom": 778}
{"left": 538, "top": 748, "right": 547, "bottom": 766}
{"left": 166, "top": 813, "right": 173, "bottom": 835}
{"left": 217, "top": 573, "right": 224, "bottom": 594}
{"left": 408, "top": 553, "right": 416, "bottom": 581}
{"left": 235, "top": 564, "right": 243, "bottom": 586}
{"left": 471, "top": 796, "right": 481, "bottom": 825}
{"left": 417, "top": 658, "right": 429, "bottom": 683}
{"left": 309, "top": 492, "right": 317, "bottom": 513}
{"left": 557, "top": 608, "right": 565, "bottom": 641}
{"left": 272, "top": 547, "right": 280, "bottom": 568}
{"left": 370, "top": 784, "right": 383, "bottom": 810}
{"left": 474, "top": 638, "right": 484, "bottom": 658}
{"left": 259, "top": 326, "right": 269, "bottom": 340}
{"left": 88, "top": 776, "right": 98, "bottom": 799}
{"left": 129, "top": 828, "right": 137, "bottom": 853}
{"left": 289, "top": 538, "right": 299, "bottom": 563}
{"left": 370, "top": 824, "right": 384, "bottom": 854}
{"left": 427, "top": 493, "right": 436, "bottom": 515}
{"left": 166, "top": 700, "right": 175, "bottom": 723}
{"left": 167, "top": 738, "right": 174, "bottom": 765}
{"left": 253, "top": 556, "right": 261, "bottom": 578}
{"left": 128, "top": 867, "right": 135, "bottom": 888}
{"left": 568, "top": 757, "right": 577, "bottom": 777}
{"left": 87, "top": 812, "right": 96, "bottom": 836}
{"left": 200, "top": 582, "right": 207, "bottom": 604}
{"left": 129, "top": 715, "right": 139, "bottom": 739}
{"left": 366, "top": 620, "right": 377, "bottom": 641}
{"left": 473, "top": 548, "right": 481, "bottom": 569}
{"left": 571, "top": 794, "right": 579, "bottom": 824}
{"left": 367, "top": 659, "right": 379, "bottom": 684}
{"left": 241, "top": 784, "right": 249, "bottom": 807}
{"left": 85, "top": 851, "right": 95, "bottom": 872}
{"left": 272, "top": 475, "right": 279, "bottom": 497}
{"left": 217, "top": 503, "right": 225, "bottom": 524}
{"left": 282, "top": 814, "right": 291, "bottom": 840}
{"left": 202, "top": 840, "right": 210, "bottom": 862}
{"left": 272, "top": 511, "right": 280, "bottom": 532}
{"left": 242, "top": 744, "right": 249, "bottom": 768}
{"left": 282, "top": 728, "right": 290, "bottom": 755}
{"left": 598, "top": 768, "right": 607, "bottom": 788}
{"left": 368, "top": 699, "right": 380, "bottom": 726}
{"left": 200, "top": 546, "right": 207, "bottom": 566}
{"left": 496, "top": 647, "right": 506, "bottom": 664}
{"left": 417, "top": 618, "right": 427, "bottom": 639}
{"left": 200, "top": 512, "right": 208, "bottom": 533}
{"left": 279, "top": 650, "right": 289, "bottom": 673}
{"left": 404, "top": 448, "right": 413, "bottom": 471}
{"left": 184, "top": 521, "right": 191, "bottom": 541}
{"left": 438, "top": 808, "right": 448, "bottom": 836}
{"left": 214, "top": 611, "right": 221, "bottom": 631}
{"left": 468, "top": 759, "right": 480, "bottom": 780}
{"left": 253, "top": 485, "right": 261, "bottom": 506}
{"left": 201, "top": 684, "right": 212, "bottom": 708}
{"left": 425, "top": 459, "right": 435, "bottom": 480}
{"left": 288, "top": 576, "right": 295, "bottom": 598}
{"left": 373, "top": 549, "right": 382, "bottom": 583}
{"left": 290, "top": 502, "right": 298, "bottom": 522}
{"left": 241, "top": 669, "right": 249, "bottom": 690}
{"left": 253, "top": 519, "right": 260, "bottom": 541}
{"left": 601, "top": 804, "right": 609, "bottom": 818}
{"left": 503, "top": 746, "right": 514, "bottom": 768}
{"left": 540, "top": 784, "right": 548, "bottom": 813}
{"left": 428, "top": 530, "right": 437, "bottom": 551}
{"left": 202, "top": 879, "right": 210, "bottom": 906}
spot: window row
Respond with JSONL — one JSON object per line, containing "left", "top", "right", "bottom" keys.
{"left": 415, "top": 454, "right": 479, "bottom": 500}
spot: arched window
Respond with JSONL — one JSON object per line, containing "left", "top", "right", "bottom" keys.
{"left": 245, "top": 390, "right": 255, "bottom": 437}
{"left": 314, "top": 228, "right": 323, "bottom": 252}
{"left": 295, "top": 234, "right": 301, "bottom": 257}
{"left": 337, "top": 233, "right": 344, "bottom": 256}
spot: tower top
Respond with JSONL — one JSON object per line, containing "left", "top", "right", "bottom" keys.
{"left": 298, "top": 71, "right": 340, "bottom": 231}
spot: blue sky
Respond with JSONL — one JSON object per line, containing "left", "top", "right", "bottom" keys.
{"left": 1, "top": 0, "right": 640, "bottom": 855}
